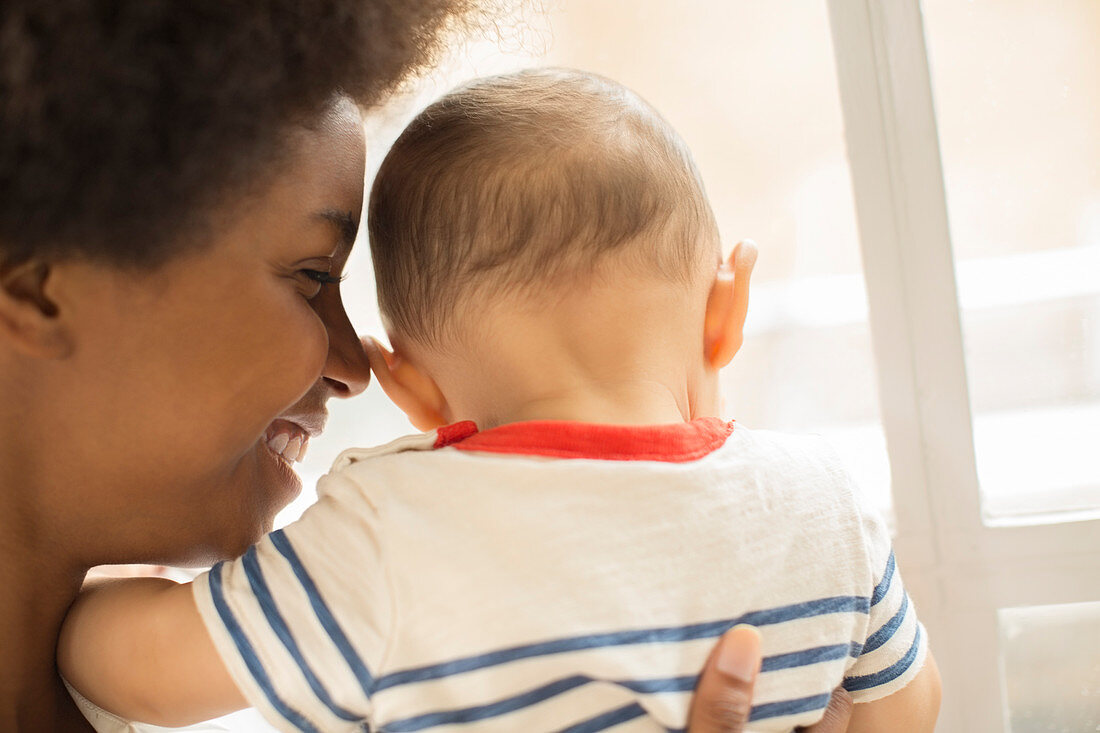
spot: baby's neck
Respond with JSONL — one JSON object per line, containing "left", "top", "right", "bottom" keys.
{"left": 426, "top": 334, "right": 721, "bottom": 431}
{"left": 410, "top": 273, "right": 721, "bottom": 431}
{"left": 478, "top": 379, "right": 696, "bottom": 429}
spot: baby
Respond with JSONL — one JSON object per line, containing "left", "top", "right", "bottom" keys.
{"left": 60, "top": 68, "right": 939, "bottom": 731}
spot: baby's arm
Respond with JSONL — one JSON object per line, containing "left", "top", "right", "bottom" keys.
{"left": 847, "top": 651, "right": 942, "bottom": 732}
{"left": 59, "top": 576, "right": 247, "bottom": 726}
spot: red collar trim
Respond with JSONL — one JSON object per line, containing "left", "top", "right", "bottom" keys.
{"left": 433, "top": 417, "right": 734, "bottom": 463}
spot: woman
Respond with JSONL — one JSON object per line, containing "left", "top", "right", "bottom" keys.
{"left": 0, "top": 2, "right": 849, "bottom": 730}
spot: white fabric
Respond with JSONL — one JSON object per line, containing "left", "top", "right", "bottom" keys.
{"left": 192, "top": 425, "right": 927, "bottom": 732}
{"left": 66, "top": 680, "right": 231, "bottom": 733}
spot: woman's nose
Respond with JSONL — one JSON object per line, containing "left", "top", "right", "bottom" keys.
{"left": 324, "top": 347, "right": 371, "bottom": 397}
{"left": 320, "top": 299, "right": 371, "bottom": 398}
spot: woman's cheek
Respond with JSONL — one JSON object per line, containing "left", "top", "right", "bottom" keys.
{"left": 287, "top": 304, "right": 331, "bottom": 391}
{"left": 215, "top": 290, "right": 330, "bottom": 457}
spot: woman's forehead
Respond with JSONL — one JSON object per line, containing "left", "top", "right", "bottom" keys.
{"left": 289, "top": 101, "right": 366, "bottom": 198}
{"left": 237, "top": 103, "right": 365, "bottom": 226}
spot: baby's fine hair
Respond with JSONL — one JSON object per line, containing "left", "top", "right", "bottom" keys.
{"left": 369, "top": 67, "right": 720, "bottom": 345}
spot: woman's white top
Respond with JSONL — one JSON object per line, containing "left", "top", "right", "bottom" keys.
{"left": 66, "top": 680, "right": 234, "bottom": 732}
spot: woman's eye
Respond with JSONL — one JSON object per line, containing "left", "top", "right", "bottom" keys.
{"left": 298, "top": 269, "right": 345, "bottom": 299}
{"left": 301, "top": 269, "right": 342, "bottom": 285}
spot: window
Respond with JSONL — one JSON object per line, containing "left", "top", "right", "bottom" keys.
{"left": 922, "top": 0, "right": 1100, "bottom": 524}
{"left": 829, "top": 0, "right": 1100, "bottom": 729}
{"left": 999, "top": 600, "right": 1100, "bottom": 731}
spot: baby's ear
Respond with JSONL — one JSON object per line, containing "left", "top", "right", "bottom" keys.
{"left": 363, "top": 337, "right": 450, "bottom": 432}
{"left": 703, "top": 240, "right": 758, "bottom": 370}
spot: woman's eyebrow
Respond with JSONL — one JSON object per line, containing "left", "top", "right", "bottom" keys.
{"left": 316, "top": 209, "right": 359, "bottom": 245}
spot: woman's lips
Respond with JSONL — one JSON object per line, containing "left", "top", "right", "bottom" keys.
{"left": 264, "top": 418, "right": 314, "bottom": 464}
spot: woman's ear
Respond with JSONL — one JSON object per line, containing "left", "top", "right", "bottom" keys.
{"left": 363, "top": 336, "right": 450, "bottom": 432}
{"left": 0, "top": 257, "right": 71, "bottom": 359}
{"left": 703, "top": 240, "right": 757, "bottom": 370}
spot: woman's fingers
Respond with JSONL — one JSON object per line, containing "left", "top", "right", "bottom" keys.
{"left": 687, "top": 625, "right": 762, "bottom": 733}
{"left": 798, "top": 688, "right": 854, "bottom": 732}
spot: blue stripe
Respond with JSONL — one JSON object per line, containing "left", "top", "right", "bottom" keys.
{"left": 849, "top": 640, "right": 864, "bottom": 658}
{"left": 617, "top": 676, "right": 695, "bottom": 694}
{"left": 582, "top": 643, "right": 859, "bottom": 695}
{"left": 382, "top": 675, "right": 591, "bottom": 732}
{"left": 560, "top": 703, "right": 647, "bottom": 733}
{"left": 761, "top": 643, "right": 851, "bottom": 672}
{"left": 473, "top": 690, "right": 842, "bottom": 733}
{"left": 668, "top": 692, "right": 836, "bottom": 732}
{"left": 382, "top": 642, "right": 857, "bottom": 731}
{"left": 871, "top": 552, "right": 896, "bottom": 606}
{"left": 844, "top": 623, "right": 923, "bottom": 692}
{"left": 750, "top": 692, "right": 834, "bottom": 721}
{"left": 375, "top": 595, "right": 868, "bottom": 692}
{"left": 269, "top": 529, "right": 376, "bottom": 695}
{"left": 863, "top": 592, "right": 909, "bottom": 654}
{"left": 207, "top": 563, "right": 321, "bottom": 733}
{"left": 241, "top": 547, "right": 363, "bottom": 723}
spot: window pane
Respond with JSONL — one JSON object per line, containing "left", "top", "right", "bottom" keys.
{"left": 923, "top": 0, "right": 1100, "bottom": 522}
{"left": 999, "top": 601, "right": 1100, "bottom": 731}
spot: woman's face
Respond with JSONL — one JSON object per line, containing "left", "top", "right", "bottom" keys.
{"left": 50, "top": 100, "right": 370, "bottom": 565}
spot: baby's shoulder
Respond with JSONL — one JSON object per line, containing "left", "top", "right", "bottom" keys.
{"left": 715, "top": 425, "right": 865, "bottom": 523}
{"left": 314, "top": 427, "right": 461, "bottom": 510}
{"left": 722, "top": 425, "right": 853, "bottom": 484}
{"left": 328, "top": 430, "right": 442, "bottom": 472}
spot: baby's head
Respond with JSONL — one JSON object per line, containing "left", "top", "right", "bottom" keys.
{"left": 368, "top": 68, "right": 755, "bottom": 429}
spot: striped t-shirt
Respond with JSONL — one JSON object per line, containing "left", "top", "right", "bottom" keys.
{"left": 193, "top": 418, "right": 927, "bottom": 732}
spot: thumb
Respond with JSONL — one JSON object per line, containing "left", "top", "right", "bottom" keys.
{"left": 687, "top": 625, "right": 762, "bottom": 733}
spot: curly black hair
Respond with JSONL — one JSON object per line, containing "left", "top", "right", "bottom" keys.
{"left": 0, "top": 0, "right": 481, "bottom": 266}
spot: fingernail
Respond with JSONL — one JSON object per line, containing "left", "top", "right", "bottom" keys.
{"left": 717, "top": 624, "right": 762, "bottom": 682}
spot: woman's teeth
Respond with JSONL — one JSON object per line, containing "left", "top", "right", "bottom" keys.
{"left": 267, "top": 432, "right": 308, "bottom": 464}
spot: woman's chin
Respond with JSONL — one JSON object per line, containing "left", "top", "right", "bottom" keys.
{"left": 260, "top": 439, "right": 305, "bottom": 504}
{"left": 247, "top": 440, "right": 304, "bottom": 540}
{"left": 143, "top": 441, "right": 306, "bottom": 567}
{"left": 176, "top": 444, "right": 304, "bottom": 566}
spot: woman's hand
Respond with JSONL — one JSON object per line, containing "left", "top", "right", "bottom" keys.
{"left": 688, "top": 626, "right": 854, "bottom": 732}
{"left": 806, "top": 689, "right": 855, "bottom": 732}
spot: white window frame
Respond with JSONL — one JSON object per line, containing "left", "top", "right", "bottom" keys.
{"left": 827, "top": 0, "right": 1100, "bottom": 729}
